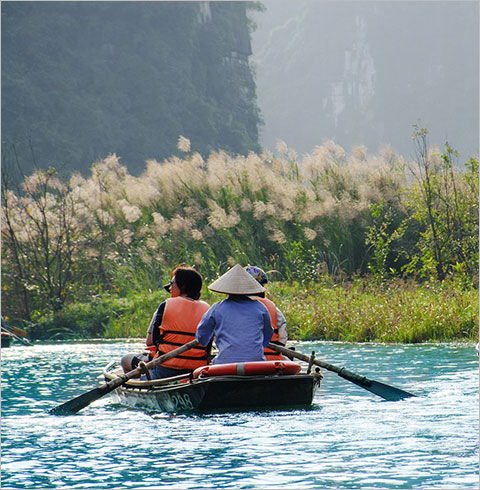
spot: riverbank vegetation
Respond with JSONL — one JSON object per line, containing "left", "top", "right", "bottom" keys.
{"left": 2, "top": 128, "right": 478, "bottom": 342}
{"left": 23, "top": 277, "right": 478, "bottom": 343}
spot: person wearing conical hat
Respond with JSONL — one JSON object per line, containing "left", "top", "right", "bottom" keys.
{"left": 195, "top": 264, "right": 274, "bottom": 365}
{"left": 245, "top": 265, "right": 288, "bottom": 361}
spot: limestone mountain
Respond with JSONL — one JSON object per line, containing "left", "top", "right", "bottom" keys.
{"left": 2, "top": 1, "right": 262, "bottom": 179}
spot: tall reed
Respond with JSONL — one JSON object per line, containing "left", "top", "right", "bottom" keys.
{"left": 2, "top": 136, "right": 478, "bottom": 326}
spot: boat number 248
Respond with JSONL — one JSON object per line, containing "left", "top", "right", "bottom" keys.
{"left": 171, "top": 393, "right": 194, "bottom": 410}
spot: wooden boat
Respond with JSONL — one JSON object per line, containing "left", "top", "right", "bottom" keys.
{"left": 103, "top": 360, "right": 322, "bottom": 413}
{"left": 1, "top": 332, "right": 12, "bottom": 348}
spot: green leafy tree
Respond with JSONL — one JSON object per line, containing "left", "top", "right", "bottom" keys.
{"left": 405, "top": 127, "right": 479, "bottom": 281}
{"left": 365, "top": 201, "right": 406, "bottom": 281}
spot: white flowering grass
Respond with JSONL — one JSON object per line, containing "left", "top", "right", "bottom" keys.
{"left": 2, "top": 140, "right": 477, "bottom": 322}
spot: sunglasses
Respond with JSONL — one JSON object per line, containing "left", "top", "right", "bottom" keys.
{"left": 163, "top": 278, "right": 176, "bottom": 293}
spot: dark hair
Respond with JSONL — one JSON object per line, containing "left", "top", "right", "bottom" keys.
{"left": 172, "top": 266, "right": 203, "bottom": 300}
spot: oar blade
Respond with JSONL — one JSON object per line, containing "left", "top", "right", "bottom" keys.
{"left": 49, "top": 340, "right": 200, "bottom": 415}
{"left": 267, "top": 343, "right": 417, "bottom": 401}
{"left": 338, "top": 368, "right": 416, "bottom": 401}
{"left": 368, "top": 379, "right": 416, "bottom": 401}
{"left": 49, "top": 384, "right": 113, "bottom": 415}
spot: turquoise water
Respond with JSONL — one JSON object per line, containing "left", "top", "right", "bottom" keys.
{"left": 1, "top": 341, "right": 478, "bottom": 489}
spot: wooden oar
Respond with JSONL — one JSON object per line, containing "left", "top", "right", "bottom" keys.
{"left": 49, "top": 340, "right": 199, "bottom": 415}
{"left": 3, "top": 322, "right": 28, "bottom": 338}
{"left": 1, "top": 320, "right": 33, "bottom": 346}
{"left": 268, "top": 343, "right": 416, "bottom": 401}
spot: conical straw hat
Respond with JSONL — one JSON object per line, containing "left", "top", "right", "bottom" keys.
{"left": 208, "top": 264, "right": 266, "bottom": 295}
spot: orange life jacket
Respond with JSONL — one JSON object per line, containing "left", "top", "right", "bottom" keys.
{"left": 252, "top": 296, "right": 284, "bottom": 360}
{"left": 155, "top": 296, "right": 211, "bottom": 370}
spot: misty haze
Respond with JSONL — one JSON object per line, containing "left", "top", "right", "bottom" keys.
{"left": 251, "top": 1, "right": 479, "bottom": 161}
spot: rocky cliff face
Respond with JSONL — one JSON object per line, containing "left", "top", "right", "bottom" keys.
{"left": 252, "top": 2, "right": 478, "bottom": 159}
{"left": 205, "top": 2, "right": 256, "bottom": 103}
{"left": 327, "top": 13, "right": 376, "bottom": 129}
{"left": 2, "top": 1, "right": 261, "bottom": 180}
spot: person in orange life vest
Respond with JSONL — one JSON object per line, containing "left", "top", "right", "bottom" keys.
{"left": 245, "top": 265, "right": 288, "bottom": 361}
{"left": 120, "top": 265, "right": 211, "bottom": 379}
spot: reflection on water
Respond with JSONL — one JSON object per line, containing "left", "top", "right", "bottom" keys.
{"left": 1, "top": 341, "right": 478, "bottom": 489}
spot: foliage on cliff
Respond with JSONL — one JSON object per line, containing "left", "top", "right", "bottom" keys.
{"left": 1, "top": 1, "right": 262, "bottom": 180}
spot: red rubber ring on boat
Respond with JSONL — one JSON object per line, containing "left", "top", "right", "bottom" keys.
{"left": 193, "top": 360, "right": 301, "bottom": 378}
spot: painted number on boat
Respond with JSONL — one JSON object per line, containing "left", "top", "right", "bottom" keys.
{"left": 171, "top": 393, "right": 194, "bottom": 410}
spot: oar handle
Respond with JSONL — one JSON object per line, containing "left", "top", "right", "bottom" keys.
{"left": 337, "top": 367, "right": 371, "bottom": 387}
{"left": 1, "top": 320, "right": 28, "bottom": 338}
{"left": 267, "top": 342, "right": 415, "bottom": 401}
{"left": 269, "top": 343, "right": 372, "bottom": 384}
{"left": 267, "top": 342, "right": 342, "bottom": 374}
{"left": 1, "top": 322, "right": 33, "bottom": 346}
{"left": 113, "top": 339, "right": 200, "bottom": 386}
{"left": 145, "top": 339, "right": 199, "bottom": 369}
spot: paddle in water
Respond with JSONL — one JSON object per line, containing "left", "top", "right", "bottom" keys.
{"left": 49, "top": 339, "right": 200, "bottom": 415}
{"left": 268, "top": 343, "right": 416, "bottom": 401}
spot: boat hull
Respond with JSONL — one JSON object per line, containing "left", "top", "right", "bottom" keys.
{"left": 106, "top": 372, "right": 321, "bottom": 413}
{"left": 1, "top": 333, "right": 12, "bottom": 348}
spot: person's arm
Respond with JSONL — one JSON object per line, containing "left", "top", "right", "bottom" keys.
{"left": 146, "top": 301, "right": 166, "bottom": 346}
{"left": 195, "top": 305, "right": 216, "bottom": 347}
{"left": 276, "top": 307, "right": 288, "bottom": 345}
{"left": 195, "top": 306, "right": 216, "bottom": 346}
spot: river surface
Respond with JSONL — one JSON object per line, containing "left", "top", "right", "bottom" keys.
{"left": 1, "top": 341, "right": 478, "bottom": 489}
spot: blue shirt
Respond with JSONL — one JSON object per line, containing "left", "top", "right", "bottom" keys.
{"left": 196, "top": 296, "right": 274, "bottom": 365}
